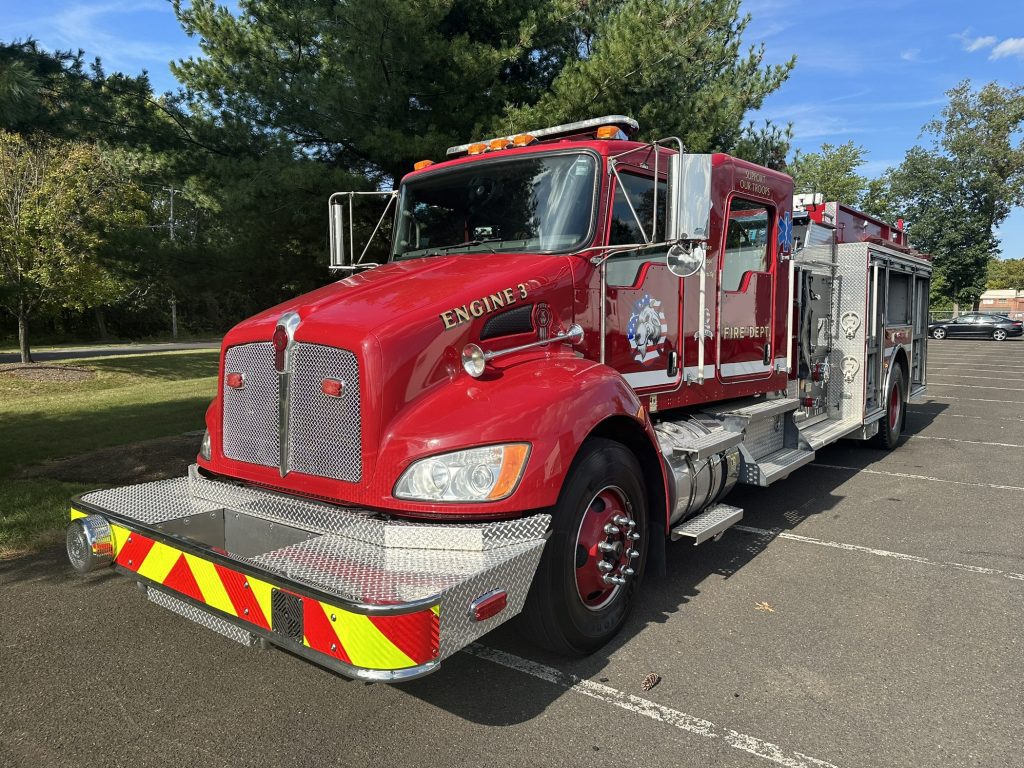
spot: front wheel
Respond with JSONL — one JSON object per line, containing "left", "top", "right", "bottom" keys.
{"left": 875, "top": 363, "right": 905, "bottom": 450}
{"left": 520, "top": 438, "right": 648, "bottom": 656}
{"left": 931, "top": 328, "right": 947, "bottom": 340}
{"left": 993, "top": 328, "right": 1008, "bottom": 341}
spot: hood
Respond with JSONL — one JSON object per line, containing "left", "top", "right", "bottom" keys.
{"left": 222, "top": 250, "right": 577, "bottom": 427}
{"left": 226, "top": 252, "right": 574, "bottom": 347}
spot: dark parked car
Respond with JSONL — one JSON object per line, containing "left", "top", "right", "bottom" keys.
{"left": 928, "top": 313, "right": 1023, "bottom": 341}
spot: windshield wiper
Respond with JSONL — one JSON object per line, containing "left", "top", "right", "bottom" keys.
{"left": 398, "top": 239, "right": 501, "bottom": 259}
{"left": 425, "top": 239, "right": 503, "bottom": 256}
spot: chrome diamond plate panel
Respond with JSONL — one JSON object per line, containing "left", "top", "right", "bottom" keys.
{"left": 833, "top": 243, "right": 870, "bottom": 423}
{"left": 80, "top": 479, "right": 219, "bottom": 524}
{"left": 186, "top": 466, "right": 550, "bottom": 551}
{"left": 742, "top": 414, "right": 785, "bottom": 460}
{"left": 148, "top": 587, "right": 257, "bottom": 647}
{"left": 289, "top": 343, "right": 362, "bottom": 482}
{"left": 83, "top": 473, "right": 549, "bottom": 612}
{"left": 437, "top": 543, "right": 545, "bottom": 659}
{"left": 222, "top": 343, "right": 279, "bottom": 468}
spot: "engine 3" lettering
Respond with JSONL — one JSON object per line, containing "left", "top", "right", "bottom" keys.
{"left": 722, "top": 325, "right": 769, "bottom": 339}
{"left": 441, "top": 283, "right": 529, "bottom": 329}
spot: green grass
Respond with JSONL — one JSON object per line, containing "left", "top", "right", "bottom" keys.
{"left": 0, "top": 350, "right": 219, "bottom": 555}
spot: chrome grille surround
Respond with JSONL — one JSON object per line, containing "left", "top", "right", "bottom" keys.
{"left": 221, "top": 341, "right": 362, "bottom": 482}
{"left": 222, "top": 342, "right": 280, "bottom": 468}
{"left": 289, "top": 342, "right": 362, "bottom": 482}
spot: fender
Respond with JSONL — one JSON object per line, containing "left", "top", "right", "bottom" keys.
{"left": 375, "top": 353, "right": 666, "bottom": 519}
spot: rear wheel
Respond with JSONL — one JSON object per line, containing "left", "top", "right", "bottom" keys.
{"left": 993, "top": 328, "right": 1008, "bottom": 341}
{"left": 520, "top": 438, "right": 648, "bottom": 655}
{"left": 875, "top": 363, "right": 905, "bottom": 450}
{"left": 931, "top": 328, "right": 946, "bottom": 340}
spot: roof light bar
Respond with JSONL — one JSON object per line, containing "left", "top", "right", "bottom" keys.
{"left": 446, "top": 115, "right": 639, "bottom": 157}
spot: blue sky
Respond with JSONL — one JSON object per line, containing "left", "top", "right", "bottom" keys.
{"left": 1, "top": 0, "right": 1022, "bottom": 257}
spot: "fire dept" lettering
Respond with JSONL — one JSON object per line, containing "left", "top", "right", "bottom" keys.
{"left": 441, "top": 283, "right": 529, "bottom": 329}
{"left": 722, "top": 325, "right": 770, "bottom": 339}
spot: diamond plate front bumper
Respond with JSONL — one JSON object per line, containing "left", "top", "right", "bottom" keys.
{"left": 70, "top": 466, "right": 549, "bottom": 682}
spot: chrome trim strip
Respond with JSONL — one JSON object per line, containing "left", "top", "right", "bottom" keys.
{"left": 276, "top": 311, "right": 301, "bottom": 477}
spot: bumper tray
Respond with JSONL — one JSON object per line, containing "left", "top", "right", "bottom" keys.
{"left": 72, "top": 466, "right": 549, "bottom": 681}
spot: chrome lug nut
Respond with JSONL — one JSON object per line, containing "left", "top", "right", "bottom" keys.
{"left": 622, "top": 567, "right": 635, "bottom": 577}
{"left": 612, "top": 514, "right": 630, "bottom": 526}
{"left": 603, "top": 523, "right": 620, "bottom": 535}
{"left": 627, "top": 548, "right": 639, "bottom": 559}
{"left": 628, "top": 531, "right": 641, "bottom": 541}
{"left": 597, "top": 541, "right": 616, "bottom": 553}
{"left": 602, "top": 574, "right": 626, "bottom": 586}
{"left": 597, "top": 560, "right": 614, "bottom": 572}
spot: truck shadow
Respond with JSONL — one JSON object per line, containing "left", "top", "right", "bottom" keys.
{"left": 400, "top": 401, "right": 950, "bottom": 723}
{"left": 1, "top": 403, "right": 950, "bottom": 727}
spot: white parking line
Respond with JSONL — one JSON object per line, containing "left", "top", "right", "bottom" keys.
{"left": 733, "top": 526, "right": 1024, "bottom": 583}
{"left": 908, "top": 412, "right": 1024, "bottom": 423}
{"left": 810, "top": 462, "right": 1024, "bottom": 492}
{"left": 927, "top": 383, "right": 1024, "bottom": 391}
{"left": 928, "top": 395, "right": 1024, "bottom": 404}
{"left": 911, "top": 435, "right": 1024, "bottom": 448}
{"left": 464, "top": 644, "right": 841, "bottom": 768}
{"left": 927, "top": 373, "right": 1024, "bottom": 379}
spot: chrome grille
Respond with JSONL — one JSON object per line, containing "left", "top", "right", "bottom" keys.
{"left": 222, "top": 343, "right": 279, "bottom": 468}
{"left": 290, "top": 343, "right": 362, "bottom": 482}
{"left": 221, "top": 341, "right": 362, "bottom": 482}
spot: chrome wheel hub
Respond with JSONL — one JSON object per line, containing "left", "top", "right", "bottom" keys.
{"left": 575, "top": 487, "right": 640, "bottom": 610}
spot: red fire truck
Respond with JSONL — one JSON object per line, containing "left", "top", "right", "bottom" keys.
{"left": 66, "top": 116, "right": 932, "bottom": 681}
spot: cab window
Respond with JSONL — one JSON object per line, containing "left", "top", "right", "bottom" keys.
{"left": 605, "top": 173, "right": 668, "bottom": 287}
{"left": 722, "top": 198, "right": 771, "bottom": 291}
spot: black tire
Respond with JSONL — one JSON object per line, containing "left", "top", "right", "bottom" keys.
{"left": 931, "top": 328, "right": 946, "bottom": 340}
{"left": 875, "top": 363, "right": 905, "bottom": 450}
{"left": 993, "top": 328, "right": 1008, "bottom": 341}
{"left": 519, "top": 438, "right": 648, "bottom": 656}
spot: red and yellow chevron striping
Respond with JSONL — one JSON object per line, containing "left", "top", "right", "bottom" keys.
{"left": 69, "top": 509, "right": 439, "bottom": 671}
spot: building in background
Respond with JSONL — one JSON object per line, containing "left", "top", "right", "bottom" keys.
{"left": 979, "top": 289, "right": 1024, "bottom": 320}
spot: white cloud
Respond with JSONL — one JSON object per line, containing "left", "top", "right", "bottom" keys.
{"left": 900, "top": 48, "right": 920, "bottom": 62}
{"left": 954, "top": 28, "right": 997, "bottom": 52}
{"left": 990, "top": 38, "right": 1024, "bottom": 60}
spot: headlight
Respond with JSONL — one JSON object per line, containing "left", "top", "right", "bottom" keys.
{"left": 394, "top": 444, "right": 530, "bottom": 502}
{"left": 199, "top": 430, "right": 212, "bottom": 460}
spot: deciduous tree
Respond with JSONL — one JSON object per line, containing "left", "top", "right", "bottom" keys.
{"left": 882, "top": 81, "right": 1024, "bottom": 311}
{"left": 788, "top": 141, "right": 868, "bottom": 205}
{"left": 0, "top": 131, "right": 148, "bottom": 361}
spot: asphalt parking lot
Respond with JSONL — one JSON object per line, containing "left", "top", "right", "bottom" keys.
{"left": 1, "top": 338, "right": 1021, "bottom": 768}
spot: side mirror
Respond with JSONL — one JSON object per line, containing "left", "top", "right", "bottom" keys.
{"left": 329, "top": 195, "right": 349, "bottom": 268}
{"left": 666, "top": 242, "right": 706, "bottom": 278}
{"left": 327, "top": 191, "right": 398, "bottom": 270}
{"left": 667, "top": 153, "right": 712, "bottom": 242}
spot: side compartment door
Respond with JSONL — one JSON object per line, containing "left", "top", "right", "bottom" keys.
{"left": 717, "top": 197, "right": 776, "bottom": 382}
{"left": 603, "top": 171, "right": 682, "bottom": 391}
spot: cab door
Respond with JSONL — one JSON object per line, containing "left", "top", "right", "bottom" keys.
{"left": 717, "top": 196, "right": 776, "bottom": 382}
{"left": 602, "top": 170, "right": 682, "bottom": 391}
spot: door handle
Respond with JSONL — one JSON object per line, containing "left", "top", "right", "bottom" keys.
{"left": 763, "top": 343, "right": 771, "bottom": 366}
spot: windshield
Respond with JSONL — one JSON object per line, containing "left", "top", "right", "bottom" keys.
{"left": 392, "top": 152, "right": 597, "bottom": 259}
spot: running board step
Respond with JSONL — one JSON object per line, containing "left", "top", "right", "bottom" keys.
{"left": 671, "top": 504, "right": 744, "bottom": 545}
{"left": 740, "top": 447, "right": 815, "bottom": 487}
{"left": 670, "top": 429, "right": 744, "bottom": 460}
